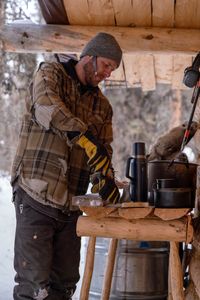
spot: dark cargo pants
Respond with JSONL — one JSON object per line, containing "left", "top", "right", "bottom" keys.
{"left": 13, "top": 188, "right": 81, "bottom": 300}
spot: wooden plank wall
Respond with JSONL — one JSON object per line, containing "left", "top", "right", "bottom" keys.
{"left": 62, "top": 0, "right": 198, "bottom": 90}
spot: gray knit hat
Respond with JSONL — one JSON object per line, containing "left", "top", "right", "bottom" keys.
{"left": 80, "top": 32, "right": 122, "bottom": 67}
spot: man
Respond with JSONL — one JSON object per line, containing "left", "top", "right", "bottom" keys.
{"left": 11, "top": 32, "right": 122, "bottom": 299}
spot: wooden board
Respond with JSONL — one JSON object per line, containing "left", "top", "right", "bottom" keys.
{"left": 123, "top": 54, "right": 140, "bottom": 86}
{"left": 175, "top": 0, "right": 200, "bottom": 29}
{"left": 64, "top": 0, "right": 115, "bottom": 25}
{"left": 152, "top": 0, "right": 174, "bottom": 27}
{"left": 121, "top": 201, "right": 150, "bottom": 208}
{"left": 139, "top": 54, "right": 156, "bottom": 91}
{"left": 172, "top": 54, "right": 192, "bottom": 89}
{"left": 118, "top": 207, "right": 153, "bottom": 219}
{"left": 109, "top": 61, "right": 125, "bottom": 82}
{"left": 112, "top": 0, "right": 151, "bottom": 26}
{"left": 63, "top": 0, "right": 90, "bottom": 25}
{"left": 154, "top": 208, "right": 191, "bottom": 220}
{"left": 79, "top": 206, "right": 118, "bottom": 218}
{"left": 154, "top": 54, "right": 173, "bottom": 84}
{"left": 170, "top": 89, "right": 182, "bottom": 127}
{"left": 186, "top": 215, "right": 194, "bottom": 244}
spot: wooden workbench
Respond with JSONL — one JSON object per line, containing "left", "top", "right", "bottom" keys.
{"left": 74, "top": 197, "right": 193, "bottom": 300}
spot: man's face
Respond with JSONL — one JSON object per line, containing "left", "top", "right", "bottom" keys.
{"left": 83, "top": 56, "right": 118, "bottom": 87}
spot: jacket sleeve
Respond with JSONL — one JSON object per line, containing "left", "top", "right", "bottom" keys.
{"left": 30, "top": 62, "right": 87, "bottom": 141}
{"left": 89, "top": 91, "right": 114, "bottom": 159}
{"left": 100, "top": 109, "right": 113, "bottom": 158}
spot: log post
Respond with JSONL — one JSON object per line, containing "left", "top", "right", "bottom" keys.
{"left": 169, "top": 241, "right": 184, "bottom": 300}
{"left": 79, "top": 236, "right": 96, "bottom": 300}
{"left": 168, "top": 261, "right": 173, "bottom": 300}
{"left": 101, "top": 239, "right": 118, "bottom": 300}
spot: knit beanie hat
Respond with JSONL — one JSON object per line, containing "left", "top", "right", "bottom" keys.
{"left": 80, "top": 32, "right": 122, "bottom": 67}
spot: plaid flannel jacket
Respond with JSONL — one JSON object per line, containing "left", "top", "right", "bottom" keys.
{"left": 11, "top": 61, "right": 113, "bottom": 211}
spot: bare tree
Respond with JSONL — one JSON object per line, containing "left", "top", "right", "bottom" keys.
{"left": 0, "top": 0, "right": 41, "bottom": 173}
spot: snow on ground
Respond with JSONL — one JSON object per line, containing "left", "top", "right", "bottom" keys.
{"left": 0, "top": 175, "right": 15, "bottom": 300}
{"left": 0, "top": 175, "right": 86, "bottom": 299}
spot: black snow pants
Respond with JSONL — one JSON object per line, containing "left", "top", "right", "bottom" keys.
{"left": 13, "top": 187, "right": 81, "bottom": 300}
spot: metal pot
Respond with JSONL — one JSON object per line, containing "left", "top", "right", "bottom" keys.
{"left": 148, "top": 160, "right": 198, "bottom": 208}
{"left": 156, "top": 178, "right": 176, "bottom": 189}
{"left": 153, "top": 187, "right": 192, "bottom": 208}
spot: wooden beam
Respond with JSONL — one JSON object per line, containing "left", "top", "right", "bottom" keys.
{"left": 77, "top": 216, "right": 191, "bottom": 242}
{"left": 0, "top": 24, "right": 200, "bottom": 54}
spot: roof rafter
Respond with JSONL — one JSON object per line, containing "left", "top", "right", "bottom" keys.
{"left": 0, "top": 24, "right": 199, "bottom": 54}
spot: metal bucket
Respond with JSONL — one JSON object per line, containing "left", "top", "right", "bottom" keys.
{"left": 148, "top": 160, "right": 198, "bottom": 206}
{"left": 89, "top": 239, "right": 169, "bottom": 300}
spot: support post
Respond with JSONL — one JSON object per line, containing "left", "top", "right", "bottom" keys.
{"left": 101, "top": 239, "right": 118, "bottom": 300}
{"left": 169, "top": 241, "right": 184, "bottom": 300}
{"left": 79, "top": 236, "right": 96, "bottom": 300}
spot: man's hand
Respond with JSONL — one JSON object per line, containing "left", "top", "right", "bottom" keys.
{"left": 76, "top": 131, "right": 110, "bottom": 175}
{"left": 90, "top": 166, "right": 114, "bottom": 193}
{"left": 99, "top": 176, "right": 120, "bottom": 205}
{"left": 90, "top": 173, "right": 120, "bottom": 204}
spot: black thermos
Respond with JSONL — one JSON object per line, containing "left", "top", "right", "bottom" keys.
{"left": 126, "top": 142, "right": 148, "bottom": 202}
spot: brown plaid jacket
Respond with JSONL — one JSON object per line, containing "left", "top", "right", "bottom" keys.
{"left": 11, "top": 61, "right": 113, "bottom": 211}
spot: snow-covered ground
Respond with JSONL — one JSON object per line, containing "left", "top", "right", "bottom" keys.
{"left": 0, "top": 176, "right": 15, "bottom": 300}
{"left": 0, "top": 176, "right": 86, "bottom": 299}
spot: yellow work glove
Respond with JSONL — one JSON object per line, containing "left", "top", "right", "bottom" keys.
{"left": 90, "top": 167, "right": 115, "bottom": 193}
{"left": 99, "top": 175, "right": 120, "bottom": 204}
{"left": 90, "top": 173, "right": 120, "bottom": 204}
{"left": 76, "top": 131, "right": 110, "bottom": 175}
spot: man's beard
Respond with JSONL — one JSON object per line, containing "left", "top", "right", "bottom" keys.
{"left": 83, "top": 61, "right": 101, "bottom": 87}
